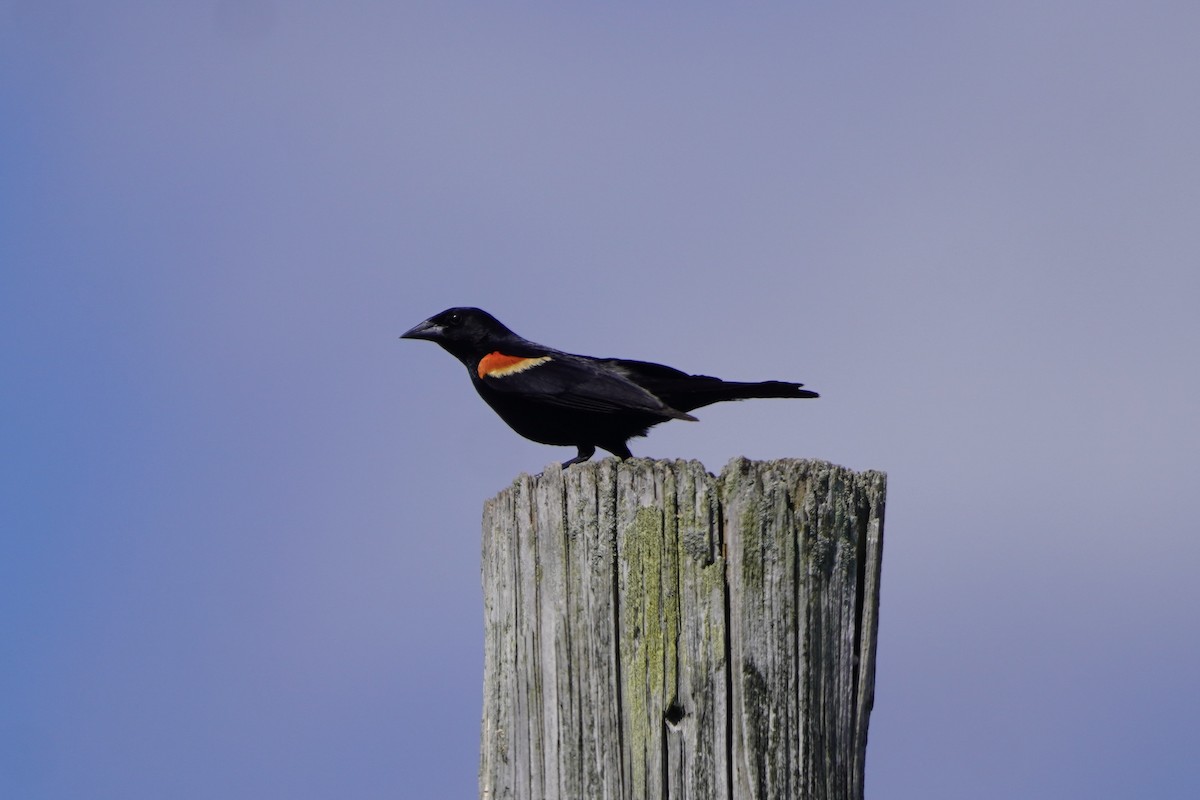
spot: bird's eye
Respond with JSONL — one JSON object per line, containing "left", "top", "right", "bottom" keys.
{"left": 446, "top": 312, "right": 462, "bottom": 326}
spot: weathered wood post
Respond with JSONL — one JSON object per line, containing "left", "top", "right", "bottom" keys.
{"left": 480, "top": 458, "right": 886, "bottom": 800}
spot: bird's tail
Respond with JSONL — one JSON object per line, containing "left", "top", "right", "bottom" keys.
{"left": 606, "top": 358, "right": 818, "bottom": 414}
{"left": 669, "top": 379, "right": 818, "bottom": 411}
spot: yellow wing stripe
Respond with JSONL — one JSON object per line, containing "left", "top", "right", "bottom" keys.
{"left": 477, "top": 351, "right": 552, "bottom": 379}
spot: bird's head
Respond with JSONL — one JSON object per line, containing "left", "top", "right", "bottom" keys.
{"left": 401, "top": 307, "right": 522, "bottom": 363}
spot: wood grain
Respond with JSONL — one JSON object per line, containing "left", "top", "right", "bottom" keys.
{"left": 480, "top": 459, "right": 885, "bottom": 800}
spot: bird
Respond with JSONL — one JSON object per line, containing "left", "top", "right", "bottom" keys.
{"left": 401, "top": 307, "right": 818, "bottom": 466}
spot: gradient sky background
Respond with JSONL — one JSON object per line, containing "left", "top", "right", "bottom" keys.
{"left": 3, "top": 2, "right": 1199, "bottom": 798}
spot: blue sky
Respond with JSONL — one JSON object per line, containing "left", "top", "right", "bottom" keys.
{"left": 3, "top": 2, "right": 1198, "bottom": 798}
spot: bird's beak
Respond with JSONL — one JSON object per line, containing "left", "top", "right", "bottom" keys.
{"left": 400, "top": 318, "right": 443, "bottom": 341}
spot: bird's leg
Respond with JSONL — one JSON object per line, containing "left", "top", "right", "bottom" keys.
{"left": 561, "top": 444, "right": 596, "bottom": 468}
{"left": 601, "top": 441, "right": 633, "bottom": 460}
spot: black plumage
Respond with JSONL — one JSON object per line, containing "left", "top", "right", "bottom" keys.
{"left": 401, "top": 307, "right": 818, "bottom": 466}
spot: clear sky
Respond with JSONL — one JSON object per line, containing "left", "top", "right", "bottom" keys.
{"left": 3, "top": 2, "right": 1198, "bottom": 798}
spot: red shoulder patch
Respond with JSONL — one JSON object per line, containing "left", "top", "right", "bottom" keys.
{"left": 477, "top": 352, "right": 552, "bottom": 379}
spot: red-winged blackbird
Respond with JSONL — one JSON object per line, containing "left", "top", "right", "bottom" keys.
{"left": 401, "top": 307, "right": 819, "bottom": 466}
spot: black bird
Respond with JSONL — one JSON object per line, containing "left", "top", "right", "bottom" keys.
{"left": 401, "top": 307, "right": 818, "bottom": 466}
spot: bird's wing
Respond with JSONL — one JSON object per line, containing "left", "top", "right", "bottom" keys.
{"left": 601, "top": 357, "right": 747, "bottom": 398}
{"left": 603, "top": 357, "right": 717, "bottom": 384}
{"left": 602, "top": 357, "right": 819, "bottom": 407}
{"left": 477, "top": 353, "right": 695, "bottom": 420}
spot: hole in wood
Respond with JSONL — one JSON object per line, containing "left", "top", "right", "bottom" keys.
{"left": 664, "top": 702, "right": 686, "bottom": 731}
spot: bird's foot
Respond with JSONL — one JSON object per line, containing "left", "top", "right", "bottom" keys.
{"left": 561, "top": 444, "right": 596, "bottom": 468}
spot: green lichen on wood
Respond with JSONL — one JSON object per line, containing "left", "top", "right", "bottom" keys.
{"left": 698, "top": 556, "right": 727, "bottom": 654}
{"left": 739, "top": 503, "right": 765, "bottom": 593}
{"left": 617, "top": 459, "right": 696, "bottom": 793}
{"left": 620, "top": 504, "right": 668, "bottom": 791}
{"left": 660, "top": 470, "right": 681, "bottom": 701}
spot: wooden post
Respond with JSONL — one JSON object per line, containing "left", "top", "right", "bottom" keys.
{"left": 480, "top": 458, "right": 886, "bottom": 800}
